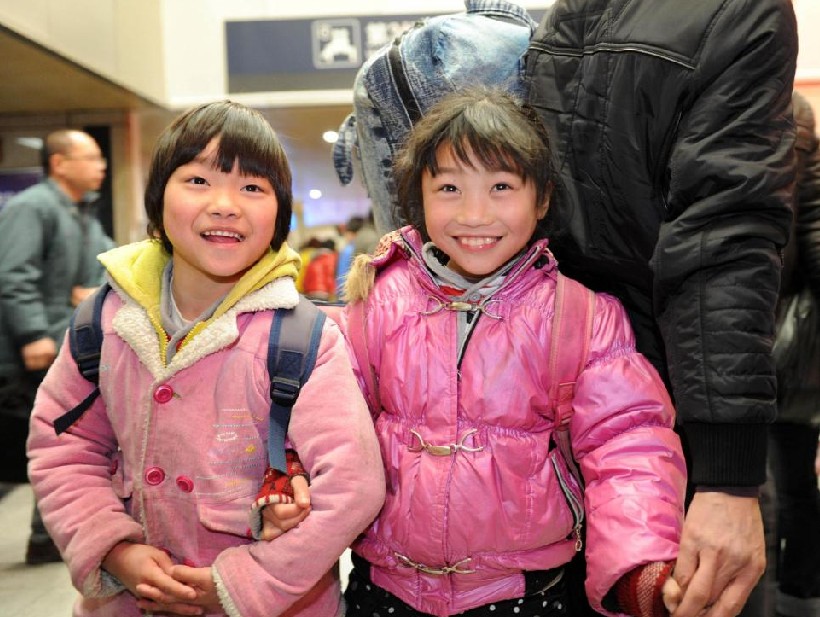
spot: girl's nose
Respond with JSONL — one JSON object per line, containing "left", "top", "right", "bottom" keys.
{"left": 208, "top": 188, "right": 239, "bottom": 217}
{"left": 456, "top": 194, "right": 492, "bottom": 225}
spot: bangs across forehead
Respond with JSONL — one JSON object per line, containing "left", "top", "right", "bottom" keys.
{"left": 427, "top": 111, "right": 530, "bottom": 177}
{"left": 431, "top": 136, "right": 524, "bottom": 176}
{"left": 174, "top": 105, "right": 287, "bottom": 179}
{"left": 209, "top": 129, "right": 285, "bottom": 178}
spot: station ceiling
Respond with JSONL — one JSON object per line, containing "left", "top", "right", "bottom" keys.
{"left": 0, "top": 26, "right": 370, "bottom": 223}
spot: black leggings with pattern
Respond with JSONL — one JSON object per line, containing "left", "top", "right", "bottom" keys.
{"left": 344, "top": 558, "right": 569, "bottom": 617}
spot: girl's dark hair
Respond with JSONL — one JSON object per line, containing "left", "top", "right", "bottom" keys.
{"left": 394, "top": 87, "right": 558, "bottom": 243}
{"left": 144, "top": 100, "right": 292, "bottom": 253}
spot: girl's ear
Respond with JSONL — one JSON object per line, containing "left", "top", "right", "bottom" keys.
{"left": 536, "top": 182, "right": 554, "bottom": 220}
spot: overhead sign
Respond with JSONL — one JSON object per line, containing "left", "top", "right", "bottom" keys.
{"left": 225, "top": 10, "right": 544, "bottom": 94}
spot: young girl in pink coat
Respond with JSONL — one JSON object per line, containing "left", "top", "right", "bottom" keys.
{"left": 263, "top": 88, "right": 688, "bottom": 617}
{"left": 26, "top": 100, "right": 384, "bottom": 617}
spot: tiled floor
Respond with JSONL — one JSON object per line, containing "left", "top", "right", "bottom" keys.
{"left": 0, "top": 482, "right": 77, "bottom": 616}
{"left": 0, "top": 482, "right": 353, "bottom": 616}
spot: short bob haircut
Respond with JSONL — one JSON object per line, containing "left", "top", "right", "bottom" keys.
{"left": 394, "top": 87, "right": 558, "bottom": 244}
{"left": 144, "top": 100, "right": 292, "bottom": 254}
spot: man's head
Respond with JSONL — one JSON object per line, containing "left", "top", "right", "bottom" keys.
{"left": 43, "top": 130, "right": 107, "bottom": 203}
{"left": 344, "top": 216, "right": 365, "bottom": 239}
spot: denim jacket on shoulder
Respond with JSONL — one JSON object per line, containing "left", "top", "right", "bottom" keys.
{"left": 333, "top": 0, "right": 536, "bottom": 234}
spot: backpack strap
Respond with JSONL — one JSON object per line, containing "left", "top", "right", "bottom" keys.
{"left": 388, "top": 31, "right": 422, "bottom": 124}
{"left": 54, "top": 282, "right": 112, "bottom": 435}
{"left": 267, "top": 297, "right": 326, "bottom": 473}
{"left": 548, "top": 274, "right": 595, "bottom": 482}
{"left": 343, "top": 299, "right": 381, "bottom": 415}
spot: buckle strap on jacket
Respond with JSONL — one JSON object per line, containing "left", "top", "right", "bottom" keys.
{"left": 420, "top": 298, "right": 502, "bottom": 320}
{"left": 408, "top": 428, "right": 483, "bottom": 456}
{"left": 395, "top": 553, "right": 476, "bottom": 575}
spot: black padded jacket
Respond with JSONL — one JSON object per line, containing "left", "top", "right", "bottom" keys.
{"left": 525, "top": 0, "right": 798, "bottom": 487}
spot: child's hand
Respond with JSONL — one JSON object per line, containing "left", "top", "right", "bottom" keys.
{"left": 260, "top": 475, "right": 311, "bottom": 540}
{"left": 662, "top": 575, "right": 683, "bottom": 614}
{"left": 614, "top": 560, "right": 676, "bottom": 617}
{"left": 102, "top": 542, "right": 198, "bottom": 606}
{"left": 137, "top": 565, "right": 222, "bottom": 615}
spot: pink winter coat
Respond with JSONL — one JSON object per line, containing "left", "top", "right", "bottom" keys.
{"left": 341, "top": 228, "right": 686, "bottom": 616}
{"left": 27, "top": 242, "right": 385, "bottom": 617}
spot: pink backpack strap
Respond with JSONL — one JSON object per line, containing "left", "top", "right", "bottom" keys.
{"left": 548, "top": 274, "right": 595, "bottom": 474}
{"left": 341, "top": 300, "right": 381, "bottom": 415}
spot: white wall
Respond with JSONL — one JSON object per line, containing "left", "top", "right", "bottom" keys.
{"left": 1, "top": 0, "right": 817, "bottom": 244}
{"left": 794, "top": 0, "right": 820, "bottom": 83}
{"left": 160, "top": 0, "right": 555, "bottom": 109}
{"left": 1, "top": 1, "right": 817, "bottom": 111}
{"left": 0, "top": 0, "right": 166, "bottom": 105}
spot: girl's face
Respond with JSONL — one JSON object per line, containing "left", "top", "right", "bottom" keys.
{"left": 163, "top": 138, "right": 278, "bottom": 299}
{"left": 422, "top": 144, "right": 548, "bottom": 280}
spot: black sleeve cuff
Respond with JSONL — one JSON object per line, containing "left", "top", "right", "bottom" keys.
{"left": 681, "top": 422, "right": 768, "bottom": 487}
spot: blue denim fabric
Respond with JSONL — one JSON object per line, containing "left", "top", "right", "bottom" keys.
{"left": 332, "top": 0, "right": 536, "bottom": 234}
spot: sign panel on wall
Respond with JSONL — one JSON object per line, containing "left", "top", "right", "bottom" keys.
{"left": 225, "top": 10, "right": 544, "bottom": 94}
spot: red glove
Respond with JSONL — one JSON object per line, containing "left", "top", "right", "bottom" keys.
{"left": 614, "top": 561, "right": 675, "bottom": 617}
{"left": 253, "top": 449, "right": 309, "bottom": 508}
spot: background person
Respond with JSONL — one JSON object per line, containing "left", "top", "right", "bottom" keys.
{"left": 302, "top": 237, "right": 338, "bottom": 301}
{"left": 336, "top": 215, "right": 365, "bottom": 292}
{"left": 351, "top": 209, "right": 378, "bottom": 257}
{"left": 768, "top": 90, "right": 820, "bottom": 617}
{"left": 0, "top": 129, "right": 109, "bottom": 564}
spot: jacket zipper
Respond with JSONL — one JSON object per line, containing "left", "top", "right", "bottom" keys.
{"left": 550, "top": 452, "right": 584, "bottom": 551}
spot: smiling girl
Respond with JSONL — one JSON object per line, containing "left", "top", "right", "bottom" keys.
{"left": 26, "top": 100, "right": 384, "bottom": 617}
{"left": 262, "top": 88, "right": 688, "bottom": 617}
{"left": 342, "top": 88, "right": 687, "bottom": 617}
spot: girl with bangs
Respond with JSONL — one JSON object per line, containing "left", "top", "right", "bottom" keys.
{"left": 27, "top": 100, "right": 384, "bottom": 617}
{"left": 262, "top": 88, "right": 687, "bottom": 617}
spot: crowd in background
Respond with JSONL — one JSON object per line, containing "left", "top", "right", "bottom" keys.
{"left": 296, "top": 210, "right": 378, "bottom": 302}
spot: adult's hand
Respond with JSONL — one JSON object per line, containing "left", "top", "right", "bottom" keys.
{"left": 21, "top": 337, "right": 57, "bottom": 371}
{"left": 71, "top": 285, "right": 98, "bottom": 307}
{"left": 672, "top": 491, "right": 765, "bottom": 617}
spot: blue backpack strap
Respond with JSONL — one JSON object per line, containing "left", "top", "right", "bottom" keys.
{"left": 54, "top": 282, "right": 111, "bottom": 435}
{"left": 267, "top": 296, "right": 326, "bottom": 473}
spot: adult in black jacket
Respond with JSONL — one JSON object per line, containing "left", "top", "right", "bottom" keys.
{"left": 525, "top": 1, "right": 797, "bottom": 616}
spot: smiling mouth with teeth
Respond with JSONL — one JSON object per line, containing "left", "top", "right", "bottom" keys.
{"left": 458, "top": 236, "right": 499, "bottom": 248}
{"left": 202, "top": 230, "right": 244, "bottom": 241}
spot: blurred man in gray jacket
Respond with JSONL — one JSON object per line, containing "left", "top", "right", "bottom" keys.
{"left": 0, "top": 129, "right": 110, "bottom": 563}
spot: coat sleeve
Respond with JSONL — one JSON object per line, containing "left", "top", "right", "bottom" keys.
{"left": 213, "top": 318, "right": 385, "bottom": 617}
{"left": 0, "top": 198, "right": 51, "bottom": 346}
{"left": 651, "top": 0, "right": 797, "bottom": 487}
{"left": 78, "top": 217, "right": 114, "bottom": 288}
{"left": 570, "top": 294, "right": 687, "bottom": 613}
{"left": 26, "top": 330, "right": 146, "bottom": 598}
